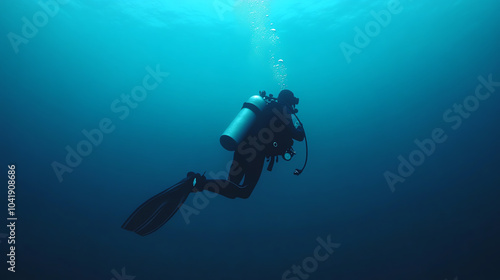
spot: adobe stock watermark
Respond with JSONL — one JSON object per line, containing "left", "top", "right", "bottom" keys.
{"left": 213, "top": 0, "right": 243, "bottom": 21}
{"left": 111, "top": 267, "right": 135, "bottom": 280}
{"left": 7, "top": 0, "right": 69, "bottom": 54}
{"left": 51, "top": 65, "right": 169, "bottom": 183}
{"left": 180, "top": 104, "right": 298, "bottom": 224}
{"left": 384, "top": 74, "right": 499, "bottom": 192}
{"left": 340, "top": 0, "right": 411, "bottom": 63}
{"left": 282, "top": 235, "right": 340, "bottom": 280}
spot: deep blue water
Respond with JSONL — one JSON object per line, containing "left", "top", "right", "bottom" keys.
{"left": 1, "top": 0, "right": 500, "bottom": 279}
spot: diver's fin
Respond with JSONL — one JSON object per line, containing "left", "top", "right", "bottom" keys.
{"left": 133, "top": 188, "right": 191, "bottom": 236}
{"left": 122, "top": 173, "right": 199, "bottom": 236}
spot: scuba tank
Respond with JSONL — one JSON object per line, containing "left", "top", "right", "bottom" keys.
{"left": 220, "top": 95, "right": 267, "bottom": 151}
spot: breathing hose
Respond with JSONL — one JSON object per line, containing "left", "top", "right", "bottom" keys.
{"left": 292, "top": 111, "right": 308, "bottom": 176}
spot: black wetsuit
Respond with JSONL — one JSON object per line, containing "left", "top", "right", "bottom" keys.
{"left": 199, "top": 101, "right": 305, "bottom": 199}
{"left": 122, "top": 101, "right": 306, "bottom": 235}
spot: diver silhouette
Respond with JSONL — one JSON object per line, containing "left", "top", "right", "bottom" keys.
{"left": 122, "top": 90, "right": 307, "bottom": 236}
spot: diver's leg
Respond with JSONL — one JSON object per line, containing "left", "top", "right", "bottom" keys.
{"left": 190, "top": 151, "right": 247, "bottom": 198}
{"left": 228, "top": 151, "right": 246, "bottom": 185}
{"left": 199, "top": 179, "right": 248, "bottom": 199}
{"left": 196, "top": 153, "right": 265, "bottom": 199}
{"left": 240, "top": 153, "right": 265, "bottom": 192}
{"left": 200, "top": 151, "right": 248, "bottom": 199}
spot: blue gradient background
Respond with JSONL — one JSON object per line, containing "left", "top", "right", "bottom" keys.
{"left": 1, "top": 0, "right": 499, "bottom": 279}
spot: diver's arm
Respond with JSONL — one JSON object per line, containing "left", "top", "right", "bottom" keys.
{"left": 285, "top": 115, "right": 304, "bottom": 141}
{"left": 284, "top": 119, "right": 304, "bottom": 141}
{"left": 291, "top": 124, "right": 305, "bottom": 141}
{"left": 284, "top": 106, "right": 305, "bottom": 141}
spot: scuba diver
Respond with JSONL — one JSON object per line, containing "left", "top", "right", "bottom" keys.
{"left": 122, "top": 90, "right": 308, "bottom": 236}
